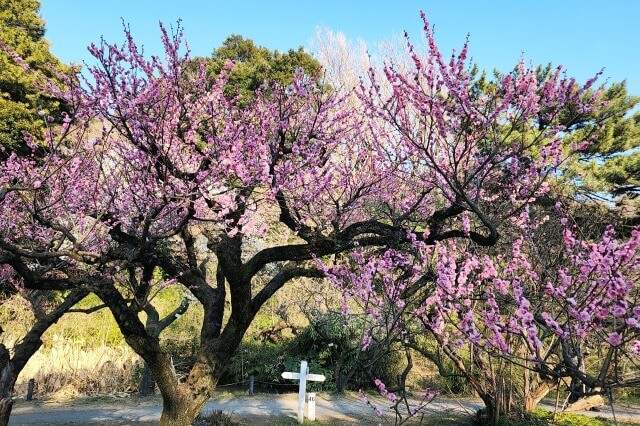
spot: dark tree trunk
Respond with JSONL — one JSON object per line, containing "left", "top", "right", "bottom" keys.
{"left": 96, "top": 229, "right": 327, "bottom": 425}
{"left": 0, "top": 399, "right": 12, "bottom": 426}
{"left": 139, "top": 364, "right": 156, "bottom": 396}
{"left": 336, "top": 373, "right": 347, "bottom": 394}
{"left": 92, "top": 276, "right": 252, "bottom": 426}
{"left": 334, "top": 356, "right": 358, "bottom": 394}
{"left": 0, "top": 345, "right": 15, "bottom": 426}
{"left": 334, "top": 355, "right": 347, "bottom": 394}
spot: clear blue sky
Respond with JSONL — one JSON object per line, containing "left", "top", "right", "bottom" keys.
{"left": 40, "top": 1, "right": 640, "bottom": 96}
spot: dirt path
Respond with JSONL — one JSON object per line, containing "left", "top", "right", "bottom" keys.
{"left": 8, "top": 393, "right": 640, "bottom": 425}
{"left": 9, "top": 393, "right": 479, "bottom": 425}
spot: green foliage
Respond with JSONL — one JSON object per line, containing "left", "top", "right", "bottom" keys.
{"left": 427, "top": 359, "right": 474, "bottom": 396}
{"left": 478, "top": 407, "right": 619, "bottom": 426}
{"left": 223, "top": 341, "right": 286, "bottom": 384}
{"left": 0, "top": 0, "right": 70, "bottom": 156}
{"left": 566, "top": 82, "right": 640, "bottom": 156}
{"left": 205, "top": 34, "right": 321, "bottom": 101}
{"left": 561, "top": 81, "right": 640, "bottom": 198}
{"left": 141, "top": 283, "right": 203, "bottom": 358}
{"left": 475, "top": 64, "right": 640, "bottom": 199}
{"left": 287, "top": 311, "right": 404, "bottom": 392}
{"left": 614, "top": 386, "right": 640, "bottom": 402}
{"left": 222, "top": 307, "right": 404, "bottom": 394}
{"left": 480, "top": 63, "right": 640, "bottom": 223}
{"left": 281, "top": 355, "right": 329, "bottom": 393}
{"left": 40, "top": 293, "right": 124, "bottom": 347}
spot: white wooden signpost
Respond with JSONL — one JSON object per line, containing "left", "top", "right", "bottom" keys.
{"left": 281, "top": 360, "right": 326, "bottom": 423}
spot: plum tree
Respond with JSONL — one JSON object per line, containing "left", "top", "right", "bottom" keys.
{"left": 0, "top": 13, "right": 608, "bottom": 425}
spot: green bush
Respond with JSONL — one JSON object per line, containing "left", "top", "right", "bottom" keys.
{"left": 476, "top": 407, "right": 616, "bottom": 426}
{"left": 285, "top": 317, "right": 406, "bottom": 393}
{"left": 222, "top": 341, "right": 286, "bottom": 385}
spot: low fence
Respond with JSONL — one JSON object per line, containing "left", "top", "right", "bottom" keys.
{"left": 216, "top": 376, "right": 300, "bottom": 396}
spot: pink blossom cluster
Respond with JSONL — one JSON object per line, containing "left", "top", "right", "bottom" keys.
{"left": 1, "top": 11, "right": 630, "bottom": 414}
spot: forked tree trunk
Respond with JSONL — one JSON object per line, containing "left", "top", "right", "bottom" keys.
{"left": 152, "top": 351, "right": 214, "bottom": 426}
{"left": 155, "top": 328, "right": 247, "bottom": 426}
{"left": 159, "top": 389, "right": 204, "bottom": 426}
{"left": 127, "top": 343, "right": 205, "bottom": 426}
{"left": 102, "top": 282, "right": 249, "bottom": 426}
{"left": 100, "top": 232, "right": 317, "bottom": 425}
{"left": 138, "top": 298, "right": 190, "bottom": 396}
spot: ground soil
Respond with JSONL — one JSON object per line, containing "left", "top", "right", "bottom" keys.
{"left": 8, "top": 392, "right": 640, "bottom": 425}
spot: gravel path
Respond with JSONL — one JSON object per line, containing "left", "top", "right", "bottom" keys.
{"left": 8, "top": 393, "right": 640, "bottom": 425}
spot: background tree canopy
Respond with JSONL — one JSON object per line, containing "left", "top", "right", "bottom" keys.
{"left": 205, "top": 34, "right": 321, "bottom": 100}
{"left": 560, "top": 80, "right": 640, "bottom": 200}
{"left": 0, "top": 0, "right": 70, "bottom": 157}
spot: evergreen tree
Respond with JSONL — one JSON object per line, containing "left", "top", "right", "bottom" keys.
{"left": 483, "top": 65, "right": 640, "bottom": 214}
{"left": 534, "top": 63, "right": 640, "bottom": 201}
{"left": 569, "top": 83, "right": 640, "bottom": 195}
{"left": 0, "top": 0, "right": 69, "bottom": 157}
{"left": 206, "top": 34, "right": 321, "bottom": 100}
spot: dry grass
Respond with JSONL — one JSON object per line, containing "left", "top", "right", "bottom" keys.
{"left": 1, "top": 293, "right": 141, "bottom": 399}
{"left": 16, "top": 334, "right": 141, "bottom": 399}
{"left": 2, "top": 287, "right": 205, "bottom": 399}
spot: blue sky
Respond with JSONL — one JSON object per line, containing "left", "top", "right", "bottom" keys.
{"left": 40, "top": 1, "right": 639, "bottom": 96}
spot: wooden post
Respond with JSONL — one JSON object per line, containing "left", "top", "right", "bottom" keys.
{"left": 26, "top": 379, "right": 35, "bottom": 401}
{"left": 297, "top": 360, "right": 307, "bottom": 424}
{"left": 249, "top": 375, "right": 254, "bottom": 397}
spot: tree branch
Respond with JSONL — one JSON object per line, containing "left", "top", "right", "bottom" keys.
{"left": 251, "top": 267, "right": 324, "bottom": 313}
{"left": 12, "top": 288, "right": 88, "bottom": 372}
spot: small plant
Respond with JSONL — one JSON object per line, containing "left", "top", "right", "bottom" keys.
{"left": 475, "top": 407, "right": 617, "bottom": 426}
{"left": 192, "top": 409, "right": 240, "bottom": 426}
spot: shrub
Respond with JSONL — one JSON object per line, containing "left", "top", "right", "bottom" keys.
{"left": 192, "top": 409, "right": 239, "bottom": 426}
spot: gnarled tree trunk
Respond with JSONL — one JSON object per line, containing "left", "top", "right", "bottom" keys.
{"left": 155, "top": 318, "right": 251, "bottom": 426}
{"left": 93, "top": 263, "right": 253, "bottom": 426}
